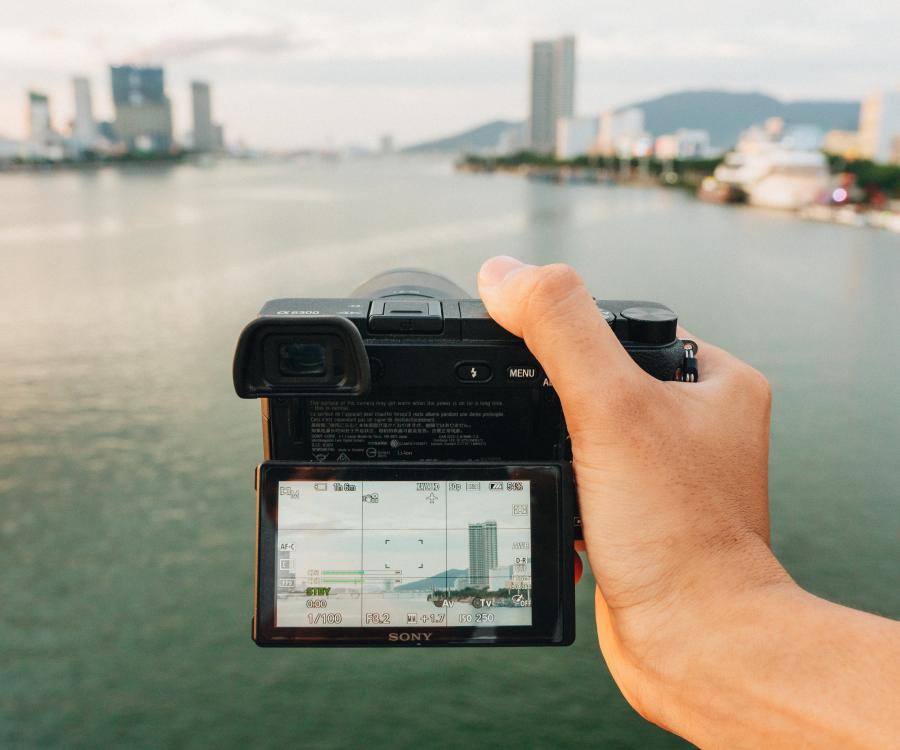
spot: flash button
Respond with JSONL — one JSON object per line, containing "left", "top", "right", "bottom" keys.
{"left": 455, "top": 362, "right": 492, "bottom": 382}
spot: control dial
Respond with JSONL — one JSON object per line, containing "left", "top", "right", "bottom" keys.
{"left": 620, "top": 306, "right": 678, "bottom": 345}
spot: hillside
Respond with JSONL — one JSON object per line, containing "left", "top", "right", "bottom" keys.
{"left": 628, "top": 90, "right": 859, "bottom": 147}
{"left": 402, "top": 120, "right": 518, "bottom": 154}
{"left": 394, "top": 569, "right": 467, "bottom": 591}
{"left": 402, "top": 90, "right": 860, "bottom": 152}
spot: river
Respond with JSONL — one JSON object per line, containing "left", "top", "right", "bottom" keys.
{"left": 1, "top": 157, "right": 897, "bottom": 748}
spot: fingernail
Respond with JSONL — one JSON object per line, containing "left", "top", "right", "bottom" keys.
{"left": 479, "top": 256, "right": 530, "bottom": 286}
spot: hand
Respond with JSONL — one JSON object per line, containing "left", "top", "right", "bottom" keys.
{"left": 477, "top": 257, "right": 900, "bottom": 748}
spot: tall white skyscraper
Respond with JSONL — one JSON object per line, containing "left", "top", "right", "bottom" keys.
{"left": 528, "top": 35, "right": 576, "bottom": 153}
{"left": 859, "top": 89, "right": 900, "bottom": 164}
{"left": 27, "top": 91, "right": 52, "bottom": 145}
{"left": 191, "top": 81, "right": 216, "bottom": 152}
{"left": 72, "top": 77, "right": 97, "bottom": 149}
{"left": 468, "top": 521, "right": 498, "bottom": 588}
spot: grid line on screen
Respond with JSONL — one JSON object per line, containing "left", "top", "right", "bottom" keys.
{"left": 276, "top": 480, "right": 533, "bottom": 629}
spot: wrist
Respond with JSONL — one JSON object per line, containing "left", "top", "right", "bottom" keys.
{"left": 597, "top": 536, "right": 797, "bottom": 737}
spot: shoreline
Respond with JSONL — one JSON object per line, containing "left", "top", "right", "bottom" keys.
{"left": 455, "top": 159, "right": 900, "bottom": 234}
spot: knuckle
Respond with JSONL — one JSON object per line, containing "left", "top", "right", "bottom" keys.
{"left": 733, "top": 364, "right": 772, "bottom": 410}
{"left": 745, "top": 366, "right": 772, "bottom": 400}
{"left": 521, "top": 265, "right": 585, "bottom": 333}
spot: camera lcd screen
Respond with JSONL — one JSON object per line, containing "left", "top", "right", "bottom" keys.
{"left": 276, "top": 479, "right": 533, "bottom": 629}
{"left": 254, "top": 462, "right": 574, "bottom": 646}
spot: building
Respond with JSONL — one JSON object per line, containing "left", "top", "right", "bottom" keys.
{"left": 654, "top": 129, "right": 712, "bottom": 160}
{"left": 555, "top": 115, "right": 599, "bottom": 159}
{"left": 467, "top": 521, "right": 498, "bottom": 588}
{"left": 0, "top": 136, "right": 21, "bottom": 161}
{"left": 110, "top": 65, "right": 173, "bottom": 152}
{"left": 592, "top": 108, "right": 647, "bottom": 157}
{"left": 190, "top": 81, "right": 217, "bottom": 152}
{"left": 25, "top": 90, "right": 64, "bottom": 160}
{"left": 858, "top": 89, "right": 900, "bottom": 164}
{"left": 528, "top": 35, "right": 575, "bottom": 153}
{"left": 379, "top": 134, "right": 394, "bottom": 154}
{"left": 72, "top": 77, "right": 97, "bottom": 152}
{"left": 823, "top": 130, "right": 862, "bottom": 159}
{"left": 488, "top": 565, "right": 512, "bottom": 591}
{"left": 27, "top": 90, "right": 52, "bottom": 145}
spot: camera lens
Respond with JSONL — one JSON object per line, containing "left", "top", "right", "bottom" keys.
{"left": 279, "top": 342, "right": 327, "bottom": 377}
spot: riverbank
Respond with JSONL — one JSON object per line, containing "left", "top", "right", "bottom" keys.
{"left": 457, "top": 152, "right": 900, "bottom": 233}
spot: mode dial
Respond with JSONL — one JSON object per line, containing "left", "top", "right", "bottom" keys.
{"left": 620, "top": 306, "right": 678, "bottom": 345}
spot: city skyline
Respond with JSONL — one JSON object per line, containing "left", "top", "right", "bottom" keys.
{"left": 1, "top": 2, "right": 897, "bottom": 149}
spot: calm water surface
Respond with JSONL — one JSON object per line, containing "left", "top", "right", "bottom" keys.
{"left": 1, "top": 158, "right": 898, "bottom": 748}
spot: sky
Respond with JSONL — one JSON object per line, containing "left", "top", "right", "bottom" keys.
{"left": 1, "top": 1, "right": 898, "bottom": 149}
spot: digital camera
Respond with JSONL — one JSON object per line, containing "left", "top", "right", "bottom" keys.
{"left": 234, "top": 269, "right": 694, "bottom": 647}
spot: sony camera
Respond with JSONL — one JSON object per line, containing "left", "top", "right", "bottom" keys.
{"left": 234, "top": 269, "right": 694, "bottom": 647}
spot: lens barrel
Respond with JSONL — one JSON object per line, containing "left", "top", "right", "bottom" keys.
{"left": 349, "top": 268, "right": 470, "bottom": 299}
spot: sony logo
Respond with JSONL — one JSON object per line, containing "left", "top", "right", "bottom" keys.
{"left": 388, "top": 632, "right": 433, "bottom": 642}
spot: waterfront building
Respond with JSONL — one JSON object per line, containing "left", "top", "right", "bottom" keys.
{"left": 0, "top": 136, "right": 21, "bottom": 161}
{"left": 468, "top": 521, "right": 498, "bottom": 588}
{"left": 528, "top": 35, "right": 575, "bottom": 153}
{"left": 654, "top": 129, "right": 712, "bottom": 160}
{"left": 488, "top": 565, "right": 513, "bottom": 591}
{"left": 555, "top": 115, "right": 599, "bottom": 159}
{"left": 72, "top": 77, "right": 97, "bottom": 152}
{"left": 823, "top": 130, "right": 862, "bottom": 159}
{"left": 592, "top": 108, "right": 647, "bottom": 157}
{"left": 27, "top": 90, "right": 52, "bottom": 145}
{"left": 190, "top": 81, "right": 217, "bottom": 152}
{"left": 859, "top": 89, "right": 900, "bottom": 164}
{"left": 111, "top": 65, "right": 173, "bottom": 153}
{"left": 379, "top": 134, "right": 394, "bottom": 154}
{"left": 26, "top": 90, "right": 64, "bottom": 160}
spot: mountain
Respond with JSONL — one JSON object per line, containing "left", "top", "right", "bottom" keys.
{"left": 627, "top": 90, "right": 859, "bottom": 148}
{"left": 401, "top": 120, "right": 518, "bottom": 154}
{"left": 394, "top": 569, "right": 467, "bottom": 591}
{"left": 402, "top": 91, "right": 860, "bottom": 153}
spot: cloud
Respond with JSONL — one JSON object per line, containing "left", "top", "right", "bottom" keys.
{"left": 132, "top": 30, "right": 311, "bottom": 62}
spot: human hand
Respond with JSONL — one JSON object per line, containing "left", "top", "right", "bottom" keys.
{"left": 478, "top": 256, "right": 790, "bottom": 723}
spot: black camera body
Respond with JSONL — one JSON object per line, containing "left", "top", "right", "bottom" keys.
{"left": 234, "top": 270, "right": 689, "bottom": 647}
{"left": 234, "top": 271, "right": 687, "bottom": 538}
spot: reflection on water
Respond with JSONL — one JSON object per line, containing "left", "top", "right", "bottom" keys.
{"left": 1, "top": 158, "right": 898, "bottom": 749}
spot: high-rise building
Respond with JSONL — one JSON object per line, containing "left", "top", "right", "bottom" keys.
{"left": 190, "top": 81, "right": 217, "bottom": 152}
{"left": 468, "top": 521, "right": 498, "bottom": 588}
{"left": 528, "top": 35, "right": 575, "bottom": 153}
{"left": 72, "top": 77, "right": 97, "bottom": 151}
{"left": 27, "top": 90, "right": 52, "bottom": 145}
{"left": 859, "top": 89, "right": 900, "bottom": 164}
{"left": 556, "top": 115, "right": 599, "bottom": 159}
{"left": 110, "top": 65, "right": 173, "bottom": 152}
{"left": 592, "top": 108, "right": 647, "bottom": 157}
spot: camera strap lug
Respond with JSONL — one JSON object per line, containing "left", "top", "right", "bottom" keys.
{"left": 676, "top": 340, "right": 699, "bottom": 383}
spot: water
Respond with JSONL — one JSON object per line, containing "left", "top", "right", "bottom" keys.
{"left": 1, "top": 158, "right": 898, "bottom": 749}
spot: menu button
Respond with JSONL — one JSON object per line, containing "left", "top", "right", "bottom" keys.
{"left": 506, "top": 365, "right": 537, "bottom": 381}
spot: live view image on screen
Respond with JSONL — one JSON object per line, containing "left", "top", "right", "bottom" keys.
{"left": 275, "top": 480, "right": 532, "bottom": 628}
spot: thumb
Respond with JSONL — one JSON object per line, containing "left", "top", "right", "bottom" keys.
{"left": 477, "top": 256, "right": 644, "bottom": 436}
